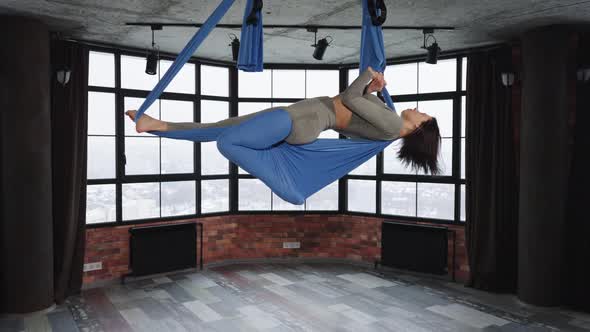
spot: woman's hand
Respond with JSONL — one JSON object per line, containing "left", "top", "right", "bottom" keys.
{"left": 366, "top": 68, "right": 386, "bottom": 93}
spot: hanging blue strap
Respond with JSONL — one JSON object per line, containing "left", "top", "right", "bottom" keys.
{"left": 134, "top": 0, "right": 236, "bottom": 122}
{"left": 237, "top": 0, "right": 264, "bottom": 72}
{"left": 135, "top": 0, "right": 400, "bottom": 205}
{"left": 359, "top": 0, "right": 395, "bottom": 112}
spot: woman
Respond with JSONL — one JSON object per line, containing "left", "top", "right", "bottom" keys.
{"left": 126, "top": 67, "right": 441, "bottom": 174}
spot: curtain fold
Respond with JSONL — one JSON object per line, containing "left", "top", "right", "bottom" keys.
{"left": 465, "top": 49, "right": 518, "bottom": 292}
{"left": 50, "top": 40, "right": 88, "bottom": 303}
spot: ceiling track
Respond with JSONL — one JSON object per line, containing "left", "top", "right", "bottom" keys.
{"left": 125, "top": 22, "right": 455, "bottom": 32}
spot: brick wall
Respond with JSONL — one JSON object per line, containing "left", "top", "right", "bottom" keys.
{"left": 84, "top": 215, "right": 468, "bottom": 285}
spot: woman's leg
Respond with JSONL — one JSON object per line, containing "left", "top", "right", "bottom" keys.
{"left": 216, "top": 109, "right": 305, "bottom": 204}
{"left": 166, "top": 107, "right": 282, "bottom": 131}
{"left": 125, "top": 107, "right": 282, "bottom": 133}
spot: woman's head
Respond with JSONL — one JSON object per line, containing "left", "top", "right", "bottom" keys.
{"left": 397, "top": 108, "right": 441, "bottom": 175}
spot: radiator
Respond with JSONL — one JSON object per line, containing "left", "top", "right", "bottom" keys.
{"left": 381, "top": 221, "right": 448, "bottom": 275}
{"left": 128, "top": 222, "right": 198, "bottom": 278}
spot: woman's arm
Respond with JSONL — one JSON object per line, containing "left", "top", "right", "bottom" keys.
{"left": 341, "top": 69, "right": 403, "bottom": 138}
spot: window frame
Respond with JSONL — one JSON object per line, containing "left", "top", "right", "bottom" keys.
{"left": 86, "top": 44, "right": 466, "bottom": 228}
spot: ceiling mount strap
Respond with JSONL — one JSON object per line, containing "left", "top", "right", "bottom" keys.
{"left": 246, "top": 0, "right": 263, "bottom": 25}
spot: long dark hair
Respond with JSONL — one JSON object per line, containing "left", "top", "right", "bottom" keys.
{"left": 397, "top": 118, "right": 441, "bottom": 175}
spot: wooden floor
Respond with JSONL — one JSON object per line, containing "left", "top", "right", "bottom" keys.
{"left": 1, "top": 262, "right": 590, "bottom": 331}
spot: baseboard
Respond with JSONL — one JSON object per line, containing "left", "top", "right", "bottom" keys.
{"left": 81, "top": 258, "right": 375, "bottom": 290}
{"left": 203, "top": 257, "right": 375, "bottom": 269}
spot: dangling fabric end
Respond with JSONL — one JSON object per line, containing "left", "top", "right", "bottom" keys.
{"left": 238, "top": 0, "right": 264, "bottom": 72}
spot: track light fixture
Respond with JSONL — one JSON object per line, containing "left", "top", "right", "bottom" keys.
{"left": 501, "top": 72, "right": 515, "bottom": 87}
{"left": 421, "top": 29, "right": 441, "bottom": 65}
{"left": 229, "top": 33, "right": 240, "bottom": 62}
{"left": 56, "top": 66, "right": 72, "bottom": 86}
{"left": 308, "top": 28, "right": 333, "bottom": 61}
{"left": 146, "top": 25, "right": 161, "bottom": 75}
{"left": 577, "top": 66, "right": 590, "bottom": 83}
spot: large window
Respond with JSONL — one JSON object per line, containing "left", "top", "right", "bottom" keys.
{"left": 86, "top": 48, "right": 466, "bottom": 226}
{"left": 348, "top": 58, "right": 467, "bottom": 224}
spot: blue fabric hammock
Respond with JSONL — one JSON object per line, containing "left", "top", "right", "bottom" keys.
{"left": 134, "top": 0, "right": 397, "bottom": 205}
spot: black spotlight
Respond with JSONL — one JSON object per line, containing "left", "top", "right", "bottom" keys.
{"left": 421, "top": 29, "right": 441, "bottom": 65}
{"left": 229, "top": 34, "right": 240, "bottom": 62}
{"left": 313, "top": 37, "right": 331, "bottom": 60}
{"left": 308, "top": 28, "right": 333, "bottom": 61}
{"left": 145, "top": 26, "right": 160, "bottom": 75}
{"left": 425, "top": 42, "right": 441, "bottom": 64}
{"left": 145, "top": 49, "right": 158, "bottom": 75}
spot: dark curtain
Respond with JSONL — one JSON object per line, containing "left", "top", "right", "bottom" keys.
{"left": 564, "top": 37, "right": 590, "bottom": 312}
{"left": 50, "top": 40, "right": 88, "bottom": 303}
{"left": 465, "top": 49, "right": 518, "bottom": 292}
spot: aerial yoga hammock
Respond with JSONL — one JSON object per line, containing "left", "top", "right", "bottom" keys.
{"left": 133, "top": 0, "right": 397, "bottom": 205}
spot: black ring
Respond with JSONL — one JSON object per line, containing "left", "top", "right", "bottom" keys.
{"left": 367, "top": 0, "right": 387, "bottom": 26}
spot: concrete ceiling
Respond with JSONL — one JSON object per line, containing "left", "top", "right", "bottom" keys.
{"left": 1, "top": 0, "right": 590, "bottom": 64}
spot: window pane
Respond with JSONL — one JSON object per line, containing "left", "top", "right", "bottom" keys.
{"left": 201, "top": 100, "right": 228, "bottom": 175}
{"left": 349, "top": 156, "right": 376, "bottom": 175}
{"left": 202, "top": 141, "right": 228, "bottom": 175}
{"left": 417, "top": 183, "right": 454, "bottom": 220}
{"left": 201, "top": 179, "right": 229, "bottom": 213}
{"left": 461, "top": 96, "right": 466, "bottom": 137}
{"left": 87, "top": 136, "right": 116, "bottom": 179}
{"left": 382, "top": 182, "right": 416, "bottom": 217}
{"left": 272, "top": 192, "right": 304, "bottom": 211}
{"left": 162, "top": 139, "right": 194, "bottom": 174}
{"left": 462, "top": 58, "right": 467, "bottom": 91}
{"left": 123, "top": 183, "right": 160, "bottom": 220}
{"left": 417, "top": 138, "right": 452, "bottom": 176}
{"left": 201, "top": 100, "right": 228, "bottom": 122}
{"left": 460, "top": 184, "right": 466, "bottom": 222}
{"left": 161, "top": 100, "right": 193, "bottom": 123}
{"left": 239, "top": 179, "right": 271, "bottom": 211}
{"left": 239, "top": 102, "right": 271, "bottom": 117}
{"left": 393, "top": 101, "right": 418, "bottom": 114}
{"left": 124, "top": 97, "right": 159, "bottom": 137}
{"left": 121, "top": 55, "right": 158, "bottom": 91}
{"left": 125, "top": 137, "right": 159, "bottom": 175}
{"left": 272, "top": 70, "right": 305, "bottom": 98}
{"left": 418, "top": 59, "right": 457, "bottom": 93}
{"left": 162, "top": 181, "right": 196, "bottom": 217}
{"left": 239, "top": 70, "right": 271, "bottom": 98}
{"left": 306, "top": 180, "right": 338, "bottom": 210}
{"left": 348, "top": 69, "right": 359, "bottom": 85}
{"left": 201, "top": 65, "right": 229, "bottom": 96}
{"left": 160, "top": 60, "right": 195, "bottom": 94}
{"left": 348, "top": 180, "right": 376, "bottom": 213}
{"left": 88, "top": 92, "right": 115, "bottom": 135}
{"left": 319, "top": 129, "right": 339, "bottom": 139}
{"left": 461, "top": 138, "right": 465, "bottom": 179}
{"left": 86, "top": 184, "right": 116, "bottom": 224}
{"left": 271, "top": 102, "right": 293, "bottom": 108}
{"left": 306, "top": 70, "right": 339, "bottom": 98}
{"left": 385, "top": 63, "right": 418, "bottom": 96}
{"left": 160, "top": 99, "right": 195, "bottom": 174}
{"left": 417, "top": 99, "right": 453, "bottom": 138}
{"left": 88, "top": 51, "right": 115, "bottom": 87}
{"left": 384, "top": 140, "right": 415, "bottom": 175}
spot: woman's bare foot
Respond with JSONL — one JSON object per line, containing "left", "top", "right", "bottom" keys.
{"left": 125, "top": 110, "right": 168, "bottom": 133}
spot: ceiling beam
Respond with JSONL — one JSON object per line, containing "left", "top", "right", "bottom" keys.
{"left": 125, "top": 22, "right": 455, "bottom": 31}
